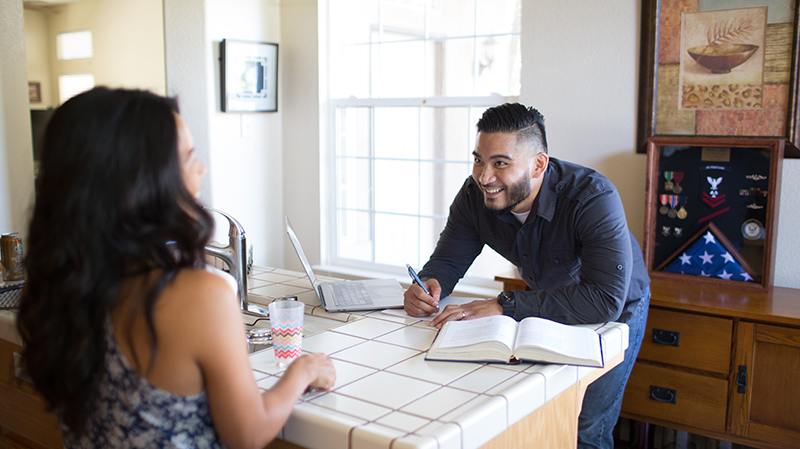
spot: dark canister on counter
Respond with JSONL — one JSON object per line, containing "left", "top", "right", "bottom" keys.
{"left": 1, "top": 233, "right": 25, "bottom": 282}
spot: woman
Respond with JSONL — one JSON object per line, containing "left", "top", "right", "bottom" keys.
{"left": 17, "top": 87, "right": 335, "bottom": 448}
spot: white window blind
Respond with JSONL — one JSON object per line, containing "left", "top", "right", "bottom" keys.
{"left": 56, "top": 30, "right": 93, "bottom": 60}
{"left": 58, "top": 74, "right": 95, "bottom": 104}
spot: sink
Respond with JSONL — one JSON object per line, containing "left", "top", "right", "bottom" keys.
{"left": 241, "top": 308, "right": 345, "bottom": 354}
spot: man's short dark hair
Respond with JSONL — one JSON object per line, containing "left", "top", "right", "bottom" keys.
{"left": 476, "top": 103, "right": 548, "bottom": 154}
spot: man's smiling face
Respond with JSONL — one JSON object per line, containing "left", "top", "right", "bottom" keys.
{"left": 472, "top": 131, "right": 538, "bottom": 214}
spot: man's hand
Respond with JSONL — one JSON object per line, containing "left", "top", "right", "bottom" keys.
{"left": 403, "top": 278, "right": 442, "bottom": 317}
{"left": 429, "top": 297, "right": 503, "bottom": 328}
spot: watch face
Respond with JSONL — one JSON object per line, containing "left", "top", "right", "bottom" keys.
{"left": 498, "top": 292, "right": 513, "bottom": 304}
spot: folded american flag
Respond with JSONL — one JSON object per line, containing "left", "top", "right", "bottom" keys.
{"left": 663, "top": 230, "right": 753, "bottom": 282}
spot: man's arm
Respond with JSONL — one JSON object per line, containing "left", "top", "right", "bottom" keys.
{"left": 515, "top": 189, "right": 633, "bottom": 324}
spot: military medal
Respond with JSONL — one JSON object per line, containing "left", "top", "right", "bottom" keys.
{"left": 673, "top": 227, "right": 683, "bottom": 237}
{"left": 662, "top": 226, "right": 671, "bottom": 237}
{"left": 663, "top": 171, "right": 674, "bottom": 191}
{"left": 675, "top": 195, "right": 687, "bottom": 219}
{"left": 741, "top": 188, "right": 767, "bottom": 210}
{"left": 671, "top": 172, "right": 684, "bottom": 194}
{"left": 667, "top": 195, "right": 678, "bottom": 219}
{"left": 659, "top": 194, "right": 669, "bottom": 215}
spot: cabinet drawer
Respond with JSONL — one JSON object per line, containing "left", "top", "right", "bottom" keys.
{"left": 622, "top": 362, "right": 728, "bottom": 433}
{"left": 638, "top": 308, "right": 732, "bottom": 374}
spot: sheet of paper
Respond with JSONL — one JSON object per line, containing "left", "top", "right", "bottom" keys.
{"left": 436, "top": 315, "right": 517, "bottom": 349}
{"left": 515, "top": 318, "right": 601, "bottom": 359}
{"left": 381, "top": 296, "right": 481, "bottom": 322}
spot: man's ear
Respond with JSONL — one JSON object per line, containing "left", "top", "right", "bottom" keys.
{"left": 531, "top": 152, "right": 549, "bottom": 178}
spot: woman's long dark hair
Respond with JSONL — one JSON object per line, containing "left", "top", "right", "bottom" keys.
{"left": 16, "top": 87, "right": 214, "bottom": 437}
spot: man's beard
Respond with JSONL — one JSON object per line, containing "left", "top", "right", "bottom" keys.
{"left": 482, "top": 171, "right": 532, "bottom": 216}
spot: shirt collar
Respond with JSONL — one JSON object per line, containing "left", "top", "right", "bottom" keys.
{"left": 533, "top": 161, "right": 558, "bottom": 223}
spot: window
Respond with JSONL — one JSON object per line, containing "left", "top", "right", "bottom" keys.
{"left": 326, "top": 0, "right": 521, "bottom": 287}
{"left": 56, "top": 30, "right": 93, "bottom": 60}
{"left": 58, "top": 74, "right": 95, "bottom": 104}
{"left": 56, "top": 30, "right": 95, "bottom": 104}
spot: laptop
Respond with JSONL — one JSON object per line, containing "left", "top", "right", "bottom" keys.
{"left": 285, "top": 217, "right": 405, "bottom": 312}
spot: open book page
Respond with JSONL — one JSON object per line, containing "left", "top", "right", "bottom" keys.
{"left": 381, "top": 296, "right": 480, "bottom": 322}
{"left": 436, "top": 315, "right": 518, "bottom": 350}
{"left": 514, "top": 317, "right": 603, "bottom": 366}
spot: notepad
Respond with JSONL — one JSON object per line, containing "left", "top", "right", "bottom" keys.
{"left": 425, "top": 315, "right": 604, "bottom": 367}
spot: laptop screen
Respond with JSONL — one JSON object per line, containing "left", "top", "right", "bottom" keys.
{"left": 285, "top": 217, "right": 318, "bottom": 288}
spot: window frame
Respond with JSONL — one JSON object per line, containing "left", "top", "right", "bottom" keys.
{"left": 322, "top": 0, "right": 521, "bottom": 289}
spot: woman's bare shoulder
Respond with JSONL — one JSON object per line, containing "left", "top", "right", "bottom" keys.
{"left": 158, "top": 268, "right": 240, "bottom": 325}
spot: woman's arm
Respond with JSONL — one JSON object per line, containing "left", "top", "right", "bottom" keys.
{"left": 176, "top": 271, "right": 334, "bottom": 449}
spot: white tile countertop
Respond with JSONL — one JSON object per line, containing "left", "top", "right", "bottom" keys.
{"left": 0, "top": 267, "right": 628, "bottom": 449}
{"left": 243, "top": 267, "right": 629, "bottom": 449}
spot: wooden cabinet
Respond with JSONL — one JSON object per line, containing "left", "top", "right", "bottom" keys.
{"left": 0, "top": 338, "right": 62, "bottom": 449}
{"left": 728, "top": 322, "right": 800, "bottom": 447}
{"left": 623, "top": 308, "right": 731, "bottom": 433}
{"left": 494, "top": 273, "right": 800, "bottom": 449}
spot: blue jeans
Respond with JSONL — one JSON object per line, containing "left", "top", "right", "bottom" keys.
{"left": 577, "top": 289, "right": 650, "bottom": 449}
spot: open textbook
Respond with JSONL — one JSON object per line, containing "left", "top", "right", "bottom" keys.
{"left": 425, "top": 315, "right": 604, "bottom": 367}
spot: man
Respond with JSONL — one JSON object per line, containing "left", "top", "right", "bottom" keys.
{"left": 404, "top": 103, "right": 649, "bottom": 449}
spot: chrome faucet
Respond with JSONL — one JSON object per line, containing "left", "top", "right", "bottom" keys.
{"left": 204, "top": 208, "right": 268, "bottom": 317}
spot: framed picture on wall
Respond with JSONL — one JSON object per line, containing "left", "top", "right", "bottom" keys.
{"left": 220, "top": 39, "right": 278, "bottom": 113}
{"left": 28, "top": 82, "right": 41, "bottom": 104}
{"left": 636, "top": 0, "right": 800, "bottom": 156}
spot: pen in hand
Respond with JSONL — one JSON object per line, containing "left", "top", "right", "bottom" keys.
{"left": 406, "top": 264, "right": 433, "bottom": 299}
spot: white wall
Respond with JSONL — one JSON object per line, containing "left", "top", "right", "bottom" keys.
{"left": 0, "top": 1, "right": 36, "bottom": 239}
{"left": 45, "top": 0, "right": 166, "bottom": 97}
{"left": 280, "top": 0, "right": 322, "bottom": 273}
{"left": 24, "top": 10, "right": 54, "bottom": 109}
{"left": 206, "top": 0, "right": 284, "bottom": 268}
{"left": 164, "top": 0, "right": 284, "bottom": 268}
{"left": 774, "top": 159, "right": 800, "bottom": 287}
{"left": 520, "top": 1, "right": 645, "bottom": 243}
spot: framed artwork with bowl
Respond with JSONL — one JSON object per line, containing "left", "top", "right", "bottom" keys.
{"left": 636, "top": 0, "right": 800, "bottom": 156}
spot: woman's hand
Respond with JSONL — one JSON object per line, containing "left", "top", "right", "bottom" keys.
{"left": 288, "top": 353, "right": 336, "bottom": 392}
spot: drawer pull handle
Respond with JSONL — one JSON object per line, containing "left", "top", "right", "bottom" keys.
{"left": 736, "top": 365, "right": 747, "bottom": 394}
{"left": 649, "top": 386, "right": 677, "bottom": 404}
{"left": 652, "top": 329, "right": 679, "bottom": 347}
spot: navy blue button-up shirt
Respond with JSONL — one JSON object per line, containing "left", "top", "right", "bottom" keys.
{"left": 419, "top": 157, "right": 649, "bottom": 325}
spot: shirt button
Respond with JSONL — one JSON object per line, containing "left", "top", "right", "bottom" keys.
{"left": 616, "top": 264, "right": 623, "bottom": 270}
{"left": 554, "top": 258, "right": 560, "bottom": 264}
{"left": 522, "top": 254, "right": 529, "bottom": 260}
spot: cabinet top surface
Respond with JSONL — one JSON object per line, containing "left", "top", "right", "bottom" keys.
{"left": 648, "top": 279, "right": 800, "bottom": 325}
{"left": 495, "top": 272, "right": 800, "bottom": 326}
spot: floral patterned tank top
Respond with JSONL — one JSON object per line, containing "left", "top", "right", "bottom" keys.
{"left": 57, "top": 320, "right": 225, "bottom": 448}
